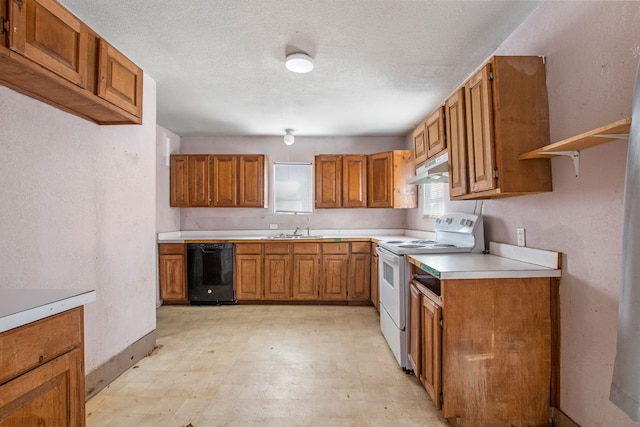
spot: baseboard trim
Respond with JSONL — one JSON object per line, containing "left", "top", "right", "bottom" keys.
{"left": 85, "top": 329, "right": 157, "bottom": 400}
{"left": 552, "top": 407, "right": 581, "bottom": 427}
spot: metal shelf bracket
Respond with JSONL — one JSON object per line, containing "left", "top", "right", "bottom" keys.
{"left": 545, "top": 151, "right": 580, "bottom": 177}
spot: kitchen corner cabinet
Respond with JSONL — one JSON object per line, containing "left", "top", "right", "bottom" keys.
{"left": 0, "top": 307, "right": 86, "bottom": 427}
{"left": 158, "top": 243, "right": 188, "bottom": 304}
{"left": 367, "top": 150, "right": 417, "bottom": 208}
{"left": 235, "top": 243, "right": 264, "bottom": 301}
{"left": 315, "top": 155, "right": 367, "bottom": 208}
{"left": 0, "top": 0, "right": 143, "bottom": 125}
{"left": 450, "top": 56, "right": 551, "bottom": 199}
{"left": 412, "top": 107, "right": 446, "bottom": 166}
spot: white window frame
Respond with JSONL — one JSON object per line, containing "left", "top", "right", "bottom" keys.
{"left": 273, "top": 162, "right": 313, "bottom": 214}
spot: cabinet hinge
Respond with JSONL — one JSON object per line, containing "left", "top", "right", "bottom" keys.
{"left": 439, "top": 318, "right": 443, "bottom": 328}
{"left": 0, "top": 16, "right": 8, "bottom": 34}
{"left": 489, "top": 71, "right": 494, "bottom": 80}
{"left": 439, "top": 392, "right": 444, "bottom": 403}
{"left": 493, "top": 168, "right": 499, "bottom": 179}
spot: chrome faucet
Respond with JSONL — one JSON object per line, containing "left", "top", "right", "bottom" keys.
{"left": 306, "top": 226, "right": 310, "bottom": 236}
{"left": 292, "top": 227, "right": 301, "bottom": 236}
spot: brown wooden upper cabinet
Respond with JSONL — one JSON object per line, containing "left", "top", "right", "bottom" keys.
{"left": 367, "top": 150, "right": 417, "bottom": 208}
{"left": 170, "top": 154, "right": 266, "bottom": 208}
{"left": 315, "top": 154, "right": 367, "bottom": 208}
{"left": 450, "top": 56, "right": 552, "bottom": 199}
{"left": 0, "top": 0, "right": 143, "bottom": 124}
{"left": 412, "top": 107, "right": 446, "bottom": 166}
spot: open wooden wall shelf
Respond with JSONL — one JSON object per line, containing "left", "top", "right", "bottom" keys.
{"left": 519, "top": 117, "right": 631, "bottom": 176}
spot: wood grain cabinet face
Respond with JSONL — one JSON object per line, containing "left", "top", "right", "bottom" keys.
{"left": 408, "top": 284, "right": 422, "bottom": 379}
{"left": 370, "top": 244, "right": 379, "bottom": 310}
{"left": 342, "top": 155, "right": 367, "bottom": 208}
{"left": 170, "top": 155, "right": 190, "bottom": 207}
{"left": 212, "top": 155, "right": 237, "bottom": 207}
{"left": 448, "top": 56, "right": 551, "bottom": 200}
{"left": 320, "top": 243, "right": 349, "bottom": 300}
{"left": 315, "top": 155, "right": 342, "bottom": 208}
{"left": 189, "top": 155, "right": 213, "bottom": 207}
{"left": 263, "top": 243, "right": 291, "bottom": 300}
{"left": 235, "top": 244, "right": 263, "bottom": 301}
{"left": 412, "top": 121, "right": 428, "bottom": 166}
{"left": 9, "top": 0, "right": 88, "bottom": 88}
{"left": 425, "top": 107, "right": 446, "bottom": 159}
{"left": 292, "top": 243, "right": 321, "bottom": 300}
{"left": 0, "top": 307, "right": 86, "bottom": 427}
{"left": 158, "top": 243, "right": 187, "bottom": 304}
{"left": 348, "top": 242, "right": 370, "bottom": 301}
{"left": 97, "top": 39, "right": 143, "bottom": 118}
{"left": 367, "top": 150, "right": 417, "bottom": 208}
{"left": 213, "top": 155, "right": 265, "bottom": 208}
{"left": 421, "top": 293, "right": 442, "bottom": 409}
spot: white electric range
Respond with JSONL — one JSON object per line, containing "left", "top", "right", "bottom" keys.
{"left": 376, "top": 213, "right": 484, "bottom": 371}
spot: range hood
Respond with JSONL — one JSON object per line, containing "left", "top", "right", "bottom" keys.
{"left": 406, "top": 152, "right": 449, "bottom": 184}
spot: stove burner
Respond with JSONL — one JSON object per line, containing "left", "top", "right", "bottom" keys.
{"left": 409, "top": 239, "right": 437, "bottom": 244}
{"left": 433, "top": 243, "right": 456, "bottom": 248}
{"left": 398, "top": 244, "right": 426, "bottom": 248}
{"left": 383, "top": 240, "right": 405, "bottom": 244}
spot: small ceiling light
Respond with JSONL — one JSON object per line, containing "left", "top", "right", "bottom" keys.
{"left": 283, "top": 129, "right": 295, "bottom": 145}
{"left": 285, "top": 53, "right": 314, "bottom": 73}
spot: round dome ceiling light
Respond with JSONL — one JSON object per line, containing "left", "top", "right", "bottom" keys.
{"left": 283, "top": 129, "right": 295, "bottom": 145}
{"left": 285, "top": 53, "right": 314, "bottom": 73}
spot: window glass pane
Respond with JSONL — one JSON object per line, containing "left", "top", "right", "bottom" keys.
{"left": 274, "top": 162, "right": 313, "bottom": 214}
{"left": 422, "top": 183, "right": 445, "bottom": 218}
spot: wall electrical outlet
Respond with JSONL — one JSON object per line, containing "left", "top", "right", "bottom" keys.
{"left": 516, "top": 228, "right": 526, "bottom": 247}
{"left": 269, "top": 224, "right": 278, "bottom": 230}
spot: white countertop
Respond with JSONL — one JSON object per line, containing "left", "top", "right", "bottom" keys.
{"left": 407, "top": 242, "right": 562, "bottom": 280}
{"left": 158, "top": 229, "right": 436, "bottom": 242}
{"left": 0, "top": 288, "right": 96, "bottom": 334}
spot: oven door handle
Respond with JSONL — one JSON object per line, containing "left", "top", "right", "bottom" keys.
{"left": 377, "top": 247, "right": 401, "bottom": 264}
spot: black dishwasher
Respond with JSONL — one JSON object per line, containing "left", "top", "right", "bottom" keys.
{"left": 186, "top": 243, "right": 236, "bottom": 304}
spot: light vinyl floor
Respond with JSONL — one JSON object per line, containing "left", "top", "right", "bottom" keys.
{"left": 86, "top": 305, "right": 447, "bottom": 427}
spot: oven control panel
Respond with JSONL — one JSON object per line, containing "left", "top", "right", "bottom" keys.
{"left": 434, "top": 213, "right": 480, "bottom": 234}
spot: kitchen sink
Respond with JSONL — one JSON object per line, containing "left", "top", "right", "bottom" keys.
{"left": 262, "top": 235, "right": 324, "bottom": 240}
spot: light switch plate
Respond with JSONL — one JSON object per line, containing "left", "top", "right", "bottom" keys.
{"left": 269, "top": 224, "right": 278, "bottom": 230}
{"left": 516, "top": 228, "right": 526, "bottom": 247}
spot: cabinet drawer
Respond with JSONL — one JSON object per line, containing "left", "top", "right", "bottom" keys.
{"left": 264, "top": 243, "right": 290, "bottom": 254}
{"left": 0, "top": 307, "right": 82, "bottom": 385}
{"left": 235, "top": 243, "right": 263, "bottom": 255}
{"left": 293, "top": 243, "right": 320, "bottom": 254}
{"left": 351, "top": 241, "right": 371, "bottom": 253}
{"left": 322, "top": 243, "right": 349, "bottom": 254}
{"left": 158, "top": 243, "right": 185, "bottom": 255}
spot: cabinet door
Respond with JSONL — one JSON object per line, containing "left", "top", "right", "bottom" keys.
{"left": 371, "top": 244, "right": 379, "bottom": 310}
{"left": 159, "top": 253, "right": 187, "bottom": 303}
{"left": 349, "top": 253, "right": 370, "bottom": 301}
{"left": 408, "top": 284, "right": 421, "bottom": 378}
{"left": 235, "top": 254, "right": 263, "bottom": 300}
{"left": 264, "top": 255, "right": 291, "bottom": 300}
{"left": 321, "top": 254, "right": 348, "bottom": 300}
{"left": 238, "top": 155, "right": 264, "bottom": 207}
{"left": 0, "top": 349, "right": 85, "bottom": 427}
{"left": 412, "top": 122, "right": 428, "bottom": 165}
{"left": 367, "top": 152, "right": 392, "bottom": 208}
{"left": 292, "top": 254, "right": 320, "bottom": 300}
{"left": 97, "top": 39, "right": 143, "bottom": 117}
{"left": 170, "top": 155, "right": 190, "bottom": 207}
{"left": 446, "top": 88, "right": 469, "bottom": 198}
{"left": 426, "top": 107, "right": 446, "bottom": 159}
{"left": 315, "top": 155, "right": 342, "bottom": 208}
{"left": 9, "top": 0, "right": 87, "bottom": 88}
{"left": 422, "top": 295, "right": 442, "bottom": 409}
{"left": 212, "top": 155, "right": 237, "bottom": 207}
{"left": 342, "top": 155, "right": 367, "bottom": 208}
{"left": 465, "top": 64, "right": 496, "bottom": 193}
{"left": 189, "top": 155, "right": 213, "bottom": 207}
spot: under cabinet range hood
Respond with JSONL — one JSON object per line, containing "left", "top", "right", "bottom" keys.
{"left": 406, "top": 152, "right": 449, "bottom": 184}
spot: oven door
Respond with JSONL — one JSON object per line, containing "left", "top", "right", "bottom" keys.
{"left": 377, "top": 246, "right": 406, "bottom": 330}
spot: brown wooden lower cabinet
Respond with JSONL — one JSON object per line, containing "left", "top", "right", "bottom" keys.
{"left": 263, "top": 243, "right": 291, "bottom": 300}
{"left": 349, "top": 241, "right": 371, "bottom": 302}
{"left": 235, "top": 243, "right": 264, "bottom": 300}
{"left": 320, "top": 243, "right": 349, "bottom": 300}
{"left": 371, "top": 243, "right": 379, "bottom": 310}
{"left": 292, "top": 243, "right": 321, "bottom": 300}
{"left": 158, "top": 243, "right": 188, "bottom": 304}
{"left": 409, "top": 267, "right": 554, "bottom": 426}
{"left": 0, "top": 308, "right": 86, "bottom": 427}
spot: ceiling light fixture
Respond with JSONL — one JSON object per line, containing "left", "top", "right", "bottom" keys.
{"left": 283, "top": 129, "right": 295, "bottom": 145}
{"left": 285, "top": 53, "right": 314, "bottom": 73}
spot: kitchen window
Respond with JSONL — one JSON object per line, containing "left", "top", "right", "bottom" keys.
{"left": 422, "top": 183, "right": 445, "bottom": 218}
{"left": 273, "top": 162, "right": 313, "bottom": 214}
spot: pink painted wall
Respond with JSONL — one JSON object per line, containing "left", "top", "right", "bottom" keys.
{"left": 460, "top": 2, "right": 637, "bottom": 426}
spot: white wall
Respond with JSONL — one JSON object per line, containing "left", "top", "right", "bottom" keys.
{"left": 0, "top": 75, "right": 158, "bottom": 373}
{"left": 179, "top": 135, "right": 409, "bottom": 231}
{"left": 425, "top": 2, "right": 638, "bottom": 426}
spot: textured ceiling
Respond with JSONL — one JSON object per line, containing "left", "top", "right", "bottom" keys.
{"left": 58, "top": 0, "right": 540, "bottom": 137}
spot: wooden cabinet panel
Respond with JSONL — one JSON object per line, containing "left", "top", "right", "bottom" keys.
{"left": 238, "top": 155, "right": 265, "bottom": 207}
{"left": 236, "top": 254, "right": 263, "bottom": 301}
{"left": 408, "top": 284, "right": 422, "bottom": 378}
{"left": 348, "top": 252, "right": 370, "bottom": 301}
{"left": 264, "top": 255, "right": 291, "bottom": 300}
{"left": 321, "top": 254, "right": 348, "bottom": 300}
{"left": 212, "top": 155, "right": 237, "bottom": 207}
{"left": 170, "top": 155, "right": 189, "bottom": 207}
{"left": 97, "top": 39, "right": 143, "bottom": 117}
{"left": 292, "top": 254, "right": 320, "bottom": 300}
{"left": 367, "top": 150, "right": 416, "bottom": 208}
{"left": 342, "top": 155, "right": 367, "bottom": 208}
{"left": 158, "top": 243, "right": 187, "bottom": 304}
{"left": 446, "top": 88, "right": 468, "bottom": 198}
{"left": 421, "top": 294, "right": 442, "bottom": 409}
{"left": 465, "top": 64, "right": 496, "bottom": 193}
{"left": 0, "top": 349, "right": 85, "bottom": 427}
{"left": 189, "top": 155, "right": 213, "bottom": 207}
{"left": 412, "top": 121, "right": 428, "bottom": 166}
{"left": 315, "top": 155, "right": 342, "bottom": 208}
{"left": 371, "top": 244, "right": 379, "bottom": 311}
{"left": 9, "top": 0, "right": 87, "bottom": 88}
{"left": 426, "top": 107, "right": 446, "bottom": 159}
